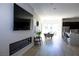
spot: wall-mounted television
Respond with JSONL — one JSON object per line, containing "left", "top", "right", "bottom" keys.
{"left": 13, "top": 4, "right": 33, "bottom": 30}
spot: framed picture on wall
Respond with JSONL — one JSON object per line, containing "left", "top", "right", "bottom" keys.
{"left": 36, "top": 21, "right": 39, "bottom": 26}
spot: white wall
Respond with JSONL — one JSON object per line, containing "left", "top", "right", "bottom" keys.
{"left": 0, "top": 3, "right": 37, "bottom": 56}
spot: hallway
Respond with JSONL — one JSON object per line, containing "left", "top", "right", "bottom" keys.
{"left": 1, "top": 3, "right": 79, "bottom": 56}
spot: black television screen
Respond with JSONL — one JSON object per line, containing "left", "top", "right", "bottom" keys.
{"left": 13, "top": 4, "right": 33, "bottom": 30}
{"left": 14, "top": 18, "right": 31, "bottom": 30}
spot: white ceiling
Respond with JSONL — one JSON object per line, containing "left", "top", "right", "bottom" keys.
{"left": 29, "top": 3, "right": 79, "bottom": 18}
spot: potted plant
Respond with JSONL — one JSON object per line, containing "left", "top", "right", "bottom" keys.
{"left": 36, "top": 32, "right": 41, "bottom": 37}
